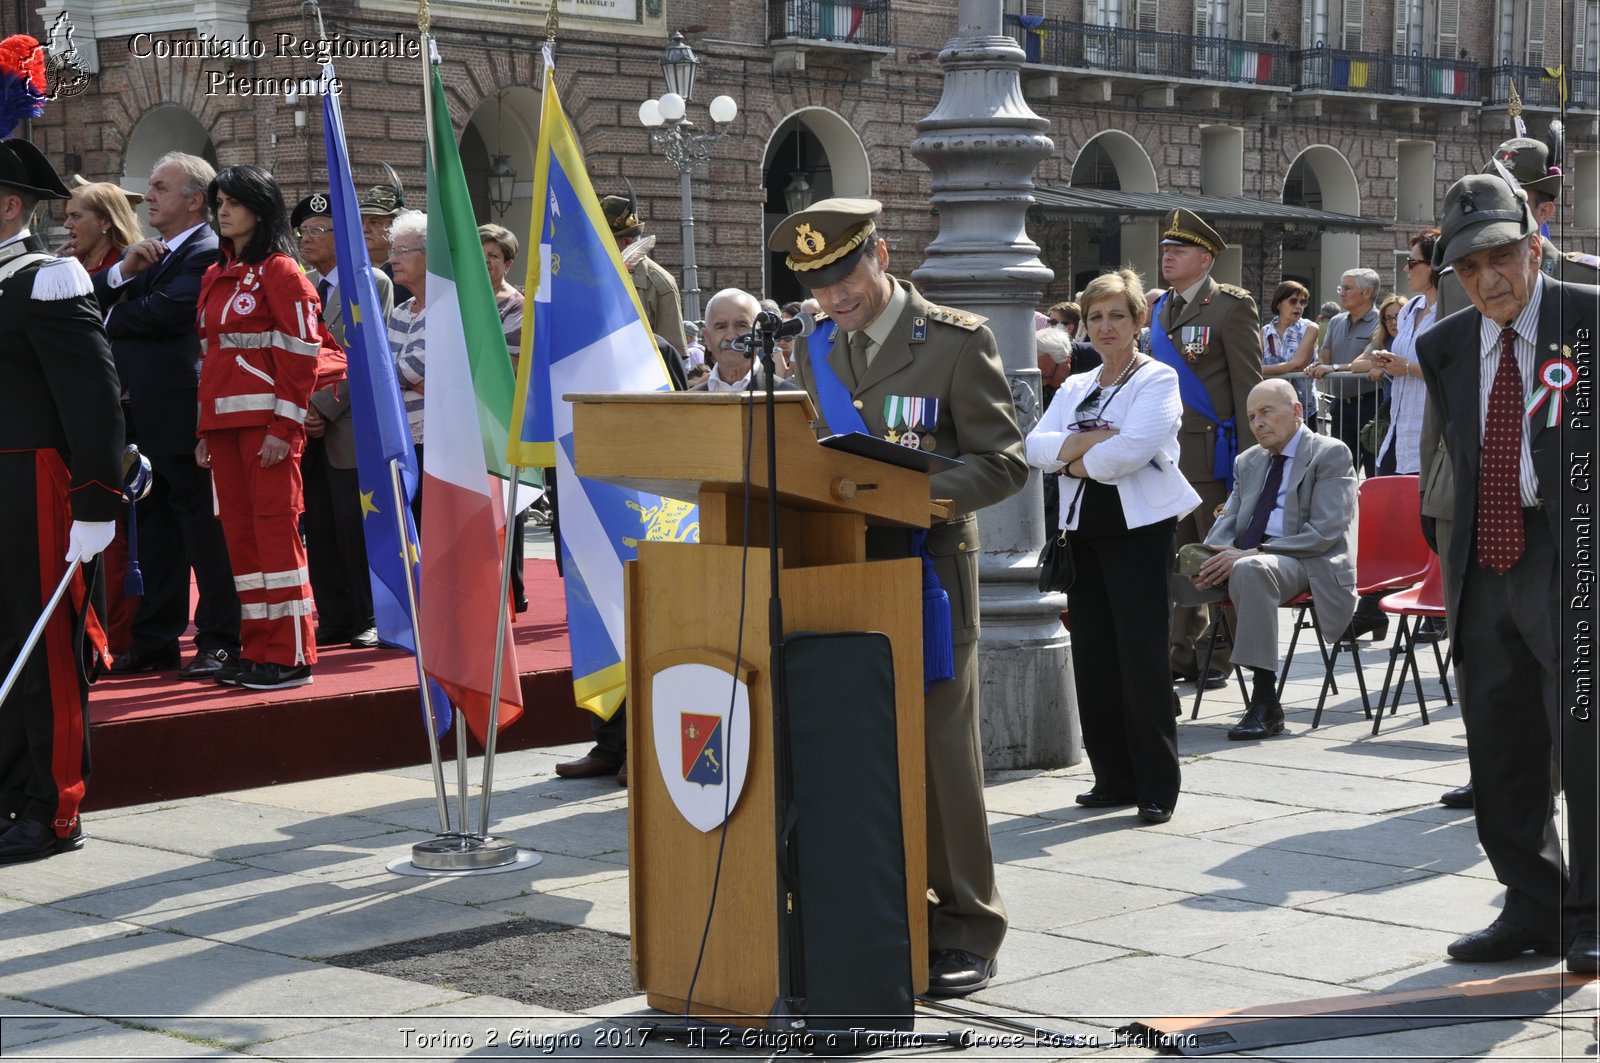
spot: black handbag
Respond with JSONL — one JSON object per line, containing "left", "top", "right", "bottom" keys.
{"left": 1037, "top": 479, "right": 1086, "bottom": 593}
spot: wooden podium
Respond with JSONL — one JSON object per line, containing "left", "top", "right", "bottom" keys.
{"left": 571, "top": 392, "right": 935, "bottom": 1021}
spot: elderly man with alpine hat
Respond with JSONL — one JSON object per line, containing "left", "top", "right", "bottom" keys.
{"left": 771, "top": 197, "right": 1027, "bottom": 997}
{"left": 0, "top": 137, "right": 124, "bottom": 863}
{"left": 1417, "top": 167, "right": 1599, "bottom": 974}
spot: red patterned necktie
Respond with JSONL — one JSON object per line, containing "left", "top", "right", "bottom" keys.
{"left": 1476, "top": 326, "right": 1525, "bottom": 573}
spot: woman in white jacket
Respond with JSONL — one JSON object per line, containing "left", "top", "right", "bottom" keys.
{"left": 1026, "top": 268, "right": 1200, "bottom": 825}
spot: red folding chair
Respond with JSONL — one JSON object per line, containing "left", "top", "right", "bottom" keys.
{"left": 1371, "top": 553, "right": 1453, "bottom": 734}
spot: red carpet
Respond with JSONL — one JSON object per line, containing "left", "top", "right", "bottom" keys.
{"left": 84, "top": 559, "right": 592, "bottom": 810}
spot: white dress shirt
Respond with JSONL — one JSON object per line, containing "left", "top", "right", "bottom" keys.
{"left": 1477, "top": 280, "right": 1542, "bottom": 505}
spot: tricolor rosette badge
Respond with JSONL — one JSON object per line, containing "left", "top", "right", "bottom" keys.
{"left": 1526, "top": 357, "right": 1576, "bottom": 428}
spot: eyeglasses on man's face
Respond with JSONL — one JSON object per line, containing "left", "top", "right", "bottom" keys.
{"left": 296, "top": 226, "right": 333, "bottom": 239}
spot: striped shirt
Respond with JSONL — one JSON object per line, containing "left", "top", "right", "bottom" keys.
{"left": 1477, "top": 280, "right": 1542, "bottom": 506}
{"left": 389, "top": 298, "right": 427, "bottom": 445}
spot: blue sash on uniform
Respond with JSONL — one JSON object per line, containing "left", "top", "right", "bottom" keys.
{"left": 806, "top": 320, "right": 954, "bottom": 686}
{"left": 1149, "top": 291, "right": 1238, "bottom": 490}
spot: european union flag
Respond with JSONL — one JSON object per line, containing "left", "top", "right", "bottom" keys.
{"left": 322, "top": 63, "right": 449, "bottom": 737}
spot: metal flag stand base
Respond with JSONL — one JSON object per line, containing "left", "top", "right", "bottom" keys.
{"left": 410, "top": 831, "right": 526, "bottom": 871}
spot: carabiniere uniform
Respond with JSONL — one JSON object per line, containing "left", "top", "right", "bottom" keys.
{"left": 771, "top": 198, "right": 1028, "bottom": 972}
{"left": 0, "top": 139, "right": 125, "bottom": 849}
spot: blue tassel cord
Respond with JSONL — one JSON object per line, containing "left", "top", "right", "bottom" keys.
{"left": 911, "top": 530, "right": 955, "bottom": 687}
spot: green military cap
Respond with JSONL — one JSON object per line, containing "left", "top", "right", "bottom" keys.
{"left": 1432, "top": 173, "right": 1537, "bottom": 269}
{"left": 600, "top": 194, "right": 643, "bottom": 238}
{"left": 1160, "top": 208, "right": 1225, "bottom": 257}
{"left": 1485, "top": 137, "right": 1563, "bottom": 198}
{"left": 769, "top": 197, "right": 880, "bottom": 288}
{"left": 357, "top": 183, "right": 403, "bottom": 217}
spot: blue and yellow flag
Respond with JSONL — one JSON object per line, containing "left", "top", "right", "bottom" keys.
{"left": 322, "top": 63, "right": 449, "bottom": 737}
{"left": 507, "top": 58, "right": 692, "bottom": 720}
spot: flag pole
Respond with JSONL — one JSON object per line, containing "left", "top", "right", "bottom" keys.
{"left": 418, "top": 11, "right": 472, "bottom": 844}
{"left": 477, "top": 465, "right": 523, "bottom": 838}
{"left": 389, "top": 458, "right": 451, "bottom": 835}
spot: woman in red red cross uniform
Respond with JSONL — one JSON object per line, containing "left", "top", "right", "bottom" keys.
{"left": 195, "top": 165, "right": 344, "bottom": 690}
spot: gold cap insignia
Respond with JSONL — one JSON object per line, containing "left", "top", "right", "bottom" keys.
{"left": 796, "top": 223, "right": 827, "bottom": 257}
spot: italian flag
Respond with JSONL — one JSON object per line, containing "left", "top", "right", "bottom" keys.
{"left": 419, "top": 60, "right": 523, "bottom": 743}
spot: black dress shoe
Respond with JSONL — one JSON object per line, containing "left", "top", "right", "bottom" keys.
{"left": 1075, "top": 789, "right": 1135, "bottom": 808}
{"left": 926, "top": 948, "right": 996, "bottom": 997}
{"left": 1338, "top": 616, "right": 1389, "bottom": 644}
{"left": 349, "top": 627, "right": 380, "bottom": 649}
{"left": 1171, "top": 669, "right": 1228, "bottom": 690}
{"left": 1446, "top": 917, "right": 1562, "bottom": 962}
{"left": 1439, "top": 781, "right": 1474, "bottom": 809}
{"left": 0, "top": 817, "right": 83, "bottom": 864}
{"left": 178, "top": 648, "right": 232, "bottom": 680}
{"left": 1228, "top": 693, "right": 1285, "bottom": 741}
{"left": 1136, "top": 803, "right": 1173, "bottom": 824}
{"left": 110, "top": 644, "right": 180, "bottom": 674}
{"left": 1568, "top": 930, "right": 1600, "bottom": 974}
{"left": 555, "top": 753, "right": 624, "bottom": 779}
{"left": 1412, "top": 617, "right": 1448, "bottom": 643}
{"left": 616, "top": 763, "right": 629, "bottom": 788}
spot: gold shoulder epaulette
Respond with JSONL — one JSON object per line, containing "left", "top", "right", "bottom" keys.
{"left": 1215, "top": 282, "right": 1251, "bottom": 300}
{"left": 927, "top": 304, "right": 986, "bottom": 331}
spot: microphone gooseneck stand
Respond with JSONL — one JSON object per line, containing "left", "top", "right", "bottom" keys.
{"left": 647, "top": 325, "right": 964, "bottom": 1056}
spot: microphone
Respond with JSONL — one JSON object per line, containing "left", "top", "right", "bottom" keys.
{"left": 757, "top": 310, "right": 817, "bottom": 339}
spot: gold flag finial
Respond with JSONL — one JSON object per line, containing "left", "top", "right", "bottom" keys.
{"left": 1507, "top": 81, "right": 1524, "bottom": 119}
{"left": 545, "top": 4, "right": 559, "bottom": 45}
{"left": 417, "top": 0, "right": 430, "bottom": 36}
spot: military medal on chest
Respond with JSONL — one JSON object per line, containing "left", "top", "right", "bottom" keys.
{"left": 884, "top": 395, "right": 939, "bottom": 450}
{"left": 1179, "top": 325, "right": 1210, "bottom": 363}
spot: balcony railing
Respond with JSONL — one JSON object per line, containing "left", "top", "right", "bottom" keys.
{"left": 1293, "top": 47, "right": 1478, "bottom": 101}
{"left": 1485, "top": 64, "right": 1599, "bottom": 111}
{"left": 1003, "top": 15, "right": 1292, "bottom": 87}
{"left": 770, "top": 0, "right": 892, "bottom": 47}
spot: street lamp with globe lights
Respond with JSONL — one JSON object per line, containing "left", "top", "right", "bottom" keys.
{"left": 637, "top": 31, "right": 737, "bottom": 321}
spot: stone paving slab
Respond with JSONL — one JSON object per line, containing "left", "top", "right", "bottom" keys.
{"left": 57, "top": 864, "right": 520, "bottom": 960}
{"left": 991, "top": 864, "right": 1191, "bottom": 934}
{"left": 225, "top": 772, "right": 457, "bottom": 816}
{"left": 0, "top": 930, "right": 468, "bottom": 1045}
{"left": 0, "top": 1001, "right": 106, "bottom": 1050}
{"left": 484, "top": 869, "right": 632, "bottom": 936}
{"left": 2, "top": 1020, "right": 257, "bottom": 1058}
{"left": 1197, "top": 807, "right": 1496, "bottom": 879}
{"left": 85, "top": 797, "right": 409, "bottom": 860}
{"left": 1176, "top": 757, "right": 1457, "bottom": 815}
{"left": 1060, "top": 894, "right": 1318, "bottom": 959}
{"left": 0, "top": 896, "right": 150, "bottom": 963}
{"left": 0, "top": 838, "right": 239, "bottom": 906}
{"left": 1190, "top": 909, "right": 1459, "bottom": 984}
{"left": 1300, "top": 867, "right": 1506, "bottom": 936}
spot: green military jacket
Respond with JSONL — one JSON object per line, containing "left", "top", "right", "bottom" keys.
{"left": 1159, "top": 274, "right": 1264, "bottom": 483}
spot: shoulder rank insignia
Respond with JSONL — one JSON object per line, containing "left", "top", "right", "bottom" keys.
{"left": 911, "top": 315, "right": 927, "bottom": 342}
{"left": 926, "top": 305, "right": 985, "bottom": 331}
{"left": 1565, "top": 250, "right": 1600, "bottom": 269}
{"left": 1216, "top": 282, "right": 1251, "bottom": 300}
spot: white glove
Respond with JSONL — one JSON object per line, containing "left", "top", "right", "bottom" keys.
{"left": 66, "top": 520, "right": 116, "bottom": 563}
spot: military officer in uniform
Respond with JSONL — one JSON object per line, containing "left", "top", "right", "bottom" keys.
{"left": 770, "top": 198, "right": 1028, "bottom": 996}
{"left": 601, "top": 189, "right": 687, "bottom": 353}
{"left": 1426, "top": 132, "right": 1599, "bottom": 810}
{"left": 1150, "top": 209, "right": 1263, "bottom": 689}
{"left": 0, "top": 138, "right": 124, "bottom": 863}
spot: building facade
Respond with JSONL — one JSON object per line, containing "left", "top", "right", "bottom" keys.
{"left": 10, "top": 0, "right": 1598, "bottom": 312}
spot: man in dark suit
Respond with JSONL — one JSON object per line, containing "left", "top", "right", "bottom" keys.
{"left": 94, "top": 152, "right": 241, "bottom": 680}
{"left": 1417, "top": 172, "right": 1598, "bottom": 974}
{"left": 1153, "top": 209, "right": 1263, "bottom": 690}
{"left": 0, "top": 138, "right": 124, "bottom": 862}
{"left": 771, "top": 198, "right": 1028, "bottom": 997}
{"left": 293, "top": 193, "right": 394, "bottom": 649}
{"left": 1184, "top": 380, "right": 1357, "bottom": 740}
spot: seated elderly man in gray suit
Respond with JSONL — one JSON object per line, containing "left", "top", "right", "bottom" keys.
{"left": 1184, "top": 379, "right": 1357, "bottom": 740}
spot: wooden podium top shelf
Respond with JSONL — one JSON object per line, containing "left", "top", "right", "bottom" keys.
{"left": 568, "top": 392, "right": 936, "bottom": 528}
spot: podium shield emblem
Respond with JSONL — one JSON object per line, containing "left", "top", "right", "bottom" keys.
{"left": 651, "top": 662, "right": 751, "bottom": 832}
